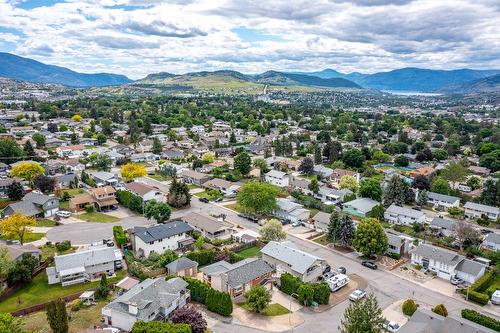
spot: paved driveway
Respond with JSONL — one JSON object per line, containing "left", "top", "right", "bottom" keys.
{"left": 45, "top": 215, "right": 151, "bottom": 245}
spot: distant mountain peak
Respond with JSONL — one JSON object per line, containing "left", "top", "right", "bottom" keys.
{"left": 0, "top": 52, "right": 132, "bottom": 87}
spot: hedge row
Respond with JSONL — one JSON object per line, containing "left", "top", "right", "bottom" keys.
{"left": 185, "top": 249, "right": 243, "bottom": 267}
{"left": 464, "top": 270, "right": 497, "bottom": 305}
{"left": 461, "top": 309, "right": 500, "bottom": 332}
{"left": 116, "top": 190, "right": 144, "bottom": 214}
{"left": 184, "top": 277, "right": 233, "bottom": 316}
{"left": 280, "top": 273, "right": 330, "bottom": 306}
{"left": 132, "top": 321, "right": 191, "bottom": 333}
{"left": 113, "top": 226, "right": 127, "bottom": 247}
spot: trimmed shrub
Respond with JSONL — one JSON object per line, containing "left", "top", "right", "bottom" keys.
{"left": 431, "top": 304, "right": 448, "bottom": 317}
{"left": 297, "top": 284, "right": 315, "bottom": 306}
{"left": 186, "top": 250, "right": 217, "bottom": 267}
{"left": 184, "top": 278, "right": 209, "bottom": 303}
{"left": 467, "top": 291, "right": 490, "bottom": 305}
{"left": 55, "top": 240, "right": 71, "bottom": 252}
{"left": 280, "top": 273, "right": 302, "bottom": 295}
{"left": 461, "top": 309, "right": 500, "bottom": 331}
{"left": 390, "top": 253, "right": 401, "bottom": 260}
{"left": 113, "top": 226, "right": 127, "bottom": 247}
{"left": 312, "top": 283, "right": 330, "bottom": 305}
{"left": 206, "top": 288, "right": 233, "bottom": 317}
{"left": 402, "top": 299, "right": 418, "bottom": 316}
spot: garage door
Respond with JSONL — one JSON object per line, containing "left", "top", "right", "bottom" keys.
{"left": 438, "top": 270, "right": 451, "bottom": 280}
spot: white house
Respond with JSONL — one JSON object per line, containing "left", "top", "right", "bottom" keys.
{"left": 427, "top": 192, "right": 460, "bottom": 210}
{"left": 314, "top": 186, "right": 352, "bottom": 205}
{"left": 261, "top": 241, "right": 327, "bottom": 282}
{"left": 464, "top": 202, "right": 499, "bottom": 220}
{"left": 102, "top": 277, "right": 189, "bottom": 332}
{"left": 124, "top": 181, "right": 165, "bottom": 203}
{"left": 429, "top": 217, "right": 456, "bottom": 237}
{"left": 131, "top": 222, "right": 193, "bottom": 258}
{"left": 384, "top": 204, "right": 426, "bottom": 225}
{"left": 483, "top": 233, "right": 500, "bottom": 251}
{"left": 46, "top": 246, "right": 122, "bottom": 286}
{"left": 410, "top": 244, "right": 486, "bottom": 283}
{"left": 56, "top": 144, "right": 86, "bottom": 159}
{"left": 273, "top": 198, "right": 310, "bottom": 224}
{"left": 265, "top": 170, "right": 290, "bottom": 188}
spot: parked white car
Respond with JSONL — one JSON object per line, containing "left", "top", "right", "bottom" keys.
{"left": 349, "top": 289, "right": 366, "bottom": 301}
{"left": 56, "top": 211, "right": 71, "bottom": 218}
{"left": 383, "top": 320, "right": 401, "bottom": 332}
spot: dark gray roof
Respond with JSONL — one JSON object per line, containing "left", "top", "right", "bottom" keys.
{"left": 428, "top": 191, "right": 459, "bottom": 204}
{"left": 5, "top": 201, "right": 40, "bottom": 216}
{"left": 166, "top": 257, "right": 198, "bottom": 273}
{"left": 225, "top": 258, "right": 273, "bottom": 288}
{"left": 410, "top": 244, "right": 463, "bottom": 266}
{"left": 455, "top": 259, "right": 486, "bottom": 276}
{"left": 201, "top": 260, "right": 233, "bottom": 275}
{"left": 23, "top": 191, "right": 55, "bottom": 205}
{"left": 134, "top": 221, "right": 193, "bottom": 243}
{"left": 485, "top": 232, "right": 500, "bottom": 244}
{"left": 261, "top": 241, "right": 324, "bottom": 274}
{"left": 430, "top": 217, "right": 456, "bottom": 230}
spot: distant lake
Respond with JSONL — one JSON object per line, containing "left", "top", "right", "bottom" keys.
{"left": 382, "top": 90, "right": 443, "bottom": 96}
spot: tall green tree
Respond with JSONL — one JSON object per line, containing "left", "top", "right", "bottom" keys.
{"left": 383, "top": 175, "right": 412, "bottom": 206}
{"left": 259, "top": 219, "right": 286, "bottom": 242}
{"left": 441, "top": 162, "right": 468, "bottom": 188}
{"left": 152, "top": 137, "right": 163, "bottom": 155}
{"left": 339, "top": 294, "right": 385, "bottom": 333}
{"left": 359, "top": 178, "right": 382, "bottom": 201}
{"left": 244, "top": 285, "right": 272, "bottom": 313}
{"left": 430, "top": 176, "right": 451, "bottom": 195}
{"left": 234, "top": 151, "right": 251, "bottom": 175}
{"left": 46, "top": 298, "right": 68, "bottom": 333}
{"left": 237, "top": 181, "right": 279, "bottom": 214}
{"left": 144, "top": 200, "right": 172, "bottom": 223}
{"left": 352, "top": 218, "right": 388, "bottom": 257}
{"left": 0, "top": 313, "right": 27, "bottom": 333}
{"left": 168, "top": 178, "right": 191, "bottom": 208}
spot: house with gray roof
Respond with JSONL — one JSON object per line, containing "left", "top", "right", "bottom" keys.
{"left": 273, "top": 198, "right": 310, "bottom": 224}
{"left": 464, "top": 202, "right": 499, "bottom": 220}
{"left": 92, "top": 171, "right": 119, "bottom": 186}
{"left": 46, "top": 245, "right": 122, "bottom": 286}
{"left": 313, "top": 165, "right": 334, "bottom": 179}
{"left": 483, "top": 232, "right": 500, "bottom": 251}
{"left": 131, "top": 221, "right": 193, "bottom": 258}
{"left": 261, "top": 241, "right": 327, "bottom": 282}
{"left": 384, "top": 204, "right": 426, "bottom": 226}
{"left": 385, "top": 230, "right": 414, "bottom": 257}
{"left": 427, "top": 191, "right": 460, "bottom": 210}
{"left": 342, "top": 197, "right": 378, "bottom": 217}
{"left": 102, "top": 277, "right": 189, "bottom": 332}
{"left": 398, "top": 308, "right": 497, "bottom": 333}
{"left": 0, "top": 240, "right": 41, "bottom": 262}
{"left": 165, "top": 257, "right": 198, "bottom": 277}
{"left": 4, "top": 191, "right": 59, "bottom": 218}
{"left": 410, "top": 243, "right": 486, "bottom": 283}
{"left": 200, "top": 258, "right": 273, "bottom": 299}
{"left": 429, "top": 217, "right": 456, "bottom": 237}
{"left": 265, "top": 169, "right": 290, "bottom": 188}
{"left": 181, "top": 212, "right": 233, "bottom": 240}
{"left": 314, "top": 186, "right": 352, "bottom": 205}
{"left": 312, "top": 211, "right": 331, "bottom": 232}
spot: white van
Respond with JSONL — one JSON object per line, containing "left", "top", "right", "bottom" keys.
{"left": 327, "top": 273, "right": 349, "bottom": 292}
{"left": 491, "top": 290, "right": 500, "bottom": 305}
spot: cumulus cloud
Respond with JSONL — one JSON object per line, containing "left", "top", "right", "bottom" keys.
{"left": 0, "top": 0, "right": 498, "bottom": 78}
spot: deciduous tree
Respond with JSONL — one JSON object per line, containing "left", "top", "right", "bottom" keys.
{"left": 0, "top": 212, "right": 36, "bottom": 244}
{"left": 10, "top": 161, "right": 45, "bottom": 185}
{"left": 298, "top": 157, "right": 314, "bottom": 175}
{"left": 259, "top": 219, "right": 286, "bottom": 242}
{"left": 171, "top": 306, "right": 207, "bottom": 333}
{"left": 359, "top": 178, "right": 382, "bottom": 201}
{"left": 244, "top": 285, "right": 272, "bottom": 313}
{"left": 144, "top": 200, "right": 172, "bottom": 223}
{"left": 340, "top": 175, "right": 359, "bottom": 193}
{"left": 121, "top": 162, "right": 147, "bottom": 182}
{"left": 352, "top": 218, "right": 388, "bottom": 257}
{"left": 7, "top": 182, "right": 24, "bottom": 200}
{"left": 237, "top": 181, "right": 279, "bottom": 214}
{"left": 234, "top": 151, "right": 251, "bottom": 175}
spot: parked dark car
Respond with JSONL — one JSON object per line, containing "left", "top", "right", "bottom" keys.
{"left": 199, "top": 197, "right": 209, "bottom": 203}
{"left": 336, "top": 267, "right": 347, "bottom": 274}
{"left": 323, "top": 265, "right": 331, "bottom": 274}
{"left": 361, "top": 261, "right": 377, "bottom": 270}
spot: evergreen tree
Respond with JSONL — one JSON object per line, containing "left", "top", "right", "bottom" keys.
{"left": 234, "top": 152, "right": 251, "bottom": 175}
{"left": 168, "top": 178, "right": 191, "bottom": 208}
{"left": 46, "top": 299, "right": 68, "bottom": 333}
{"left": 416, "top": 189, "right": 428, "bottom": 206}
{"left": 7, "top": 182, "right": 24, "bottom": 200}
{"left": 384, "top": 175, "right": 411, "bottom": 207}
{"left": 152, "top": 137, "right": 163, "bottom": 155}
{"left": 314, "top": 145, "right": 322, "bottom": 164}
{"left": 23, "top": 141, "right": 35, "bottom": 158}
{"left": 339, "top": 294, "right": 384, "bottom": 333}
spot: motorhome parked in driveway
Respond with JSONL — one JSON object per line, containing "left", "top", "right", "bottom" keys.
{"left": 327, "top": 273, "right": 349, "bottom": 292}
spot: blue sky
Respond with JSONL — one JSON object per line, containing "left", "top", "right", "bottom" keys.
{"left": 0, "top": 0, "right": 499, "bottom": 79}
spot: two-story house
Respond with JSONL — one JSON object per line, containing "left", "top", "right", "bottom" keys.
{"left": 102, "top": 277, "right": 189, "bottom": 332}
{"left": 265, "top": 170, "right": 290, "bottom": 188}
{"left": 180, "top": 169, "right": 213, "bottom": 186}
{"left": 273, "top": 198, "right": 310, "bottom": 224}
{"left": 331, "top": 168, "right": 360, "bottom": 185}
{"left": 410, "top": 243, "right": 486, "bottom": 283}
{"left": 261, "top": 241, "right": 327, "bottom": 283}
{"left": 464, "top": 202, "right": 499, "bottom": 220}
{"left": 130, "top": 221, "right": 194, "bottom": 258}
{"left": 4, "top": 191, "right": 59, "bottom": 218}
{"left": 427, "top": 192, "right": 460, "bottom": 210}
{"left": 181, "top": 212, "right": 233, "bottom": 240}
{"left": 384, "top": 204, "right": 426, "bottom": 226}
{"left": 69, "top": 186, "right": 118, "bottom": 212}
{"left": 46, "top": 245, "right": 122, "bottom": 286}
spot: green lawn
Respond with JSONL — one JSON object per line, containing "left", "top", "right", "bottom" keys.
{"left": 36, "top": 219, "right": 56, "bottom": 227}
{"left": 224, "top": 202, "right": 245, "bottom": 213}
{"left": 239, "top": 303, "right": 291, "bottom": 316}
{"left": 149, "top": 174, "right": 169, "bottom": 181}
{"left": 0, "top": 232, "right": 44, "bottom": 243}
{"left": 0, "top": 270, "right": 127, "bottom": 313}
{"left": 75, "top": 212, "right": 120, "bottom": 223}
{"left": 39, "top": 245, "right": 76, "bottom": 260}
{"left": 236, "top": 246, "right": 261, "bottom": 259}
{"left": 313, "top": 234, "right": 330, "bottom": 246}
{"left": 63, "top": 188, "right": 86, "bottom": 196}
{"left": 187, "top": 184, "right": 201, "bottom": 190}
{"left": 194, "top": 190, "right": 223, "bottom": 201}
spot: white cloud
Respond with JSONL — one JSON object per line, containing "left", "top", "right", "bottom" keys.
{"left": 0, "top": 0, "right": 498, "bottom": 79}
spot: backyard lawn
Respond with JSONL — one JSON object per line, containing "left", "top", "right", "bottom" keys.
{"left": 239, "top": 303, "right": 291, "bottom": 316}
{"left": 63, "top": 188, "right": 86, "bottom": 196}
{"left": 39, "top": 244, "right": 77, "bottom": 260}
{"left": 0, "top": 270, "right": 126, "bottom": 313}
{"left": 23, "top": 300, "right": 108, "bottom": 333}
{"left": 194, "top": 190, "right": 223, "bottom": 201}
{"left": 236, "top": 246, "right": 261, "bottom": 259}
{"left": 59, "top": 201, "right": 70, "bottom": 210}
{"left": 75, "top": 212, "right": 120, "bottom": 223}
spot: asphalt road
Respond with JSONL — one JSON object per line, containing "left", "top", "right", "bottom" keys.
{"left": 43, "top": 177, "right": 499, "bottom": 332}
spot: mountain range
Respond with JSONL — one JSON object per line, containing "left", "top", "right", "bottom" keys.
{"left": 0, "top": 52, "right": 499, "bottom": 93}
{"left": 0, "top": 52, "right": 132, "bottom": 87}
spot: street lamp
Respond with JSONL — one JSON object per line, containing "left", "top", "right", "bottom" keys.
{"left": 289, "top": 292, "right": 298, "bottom": 326}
